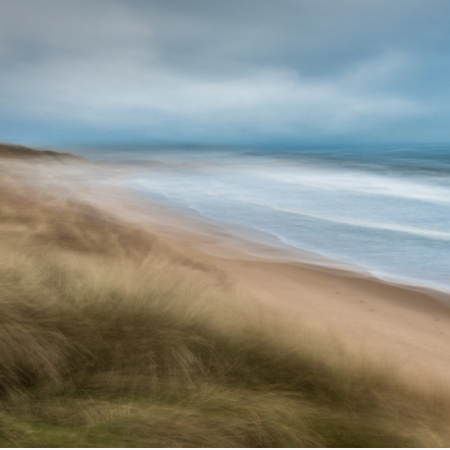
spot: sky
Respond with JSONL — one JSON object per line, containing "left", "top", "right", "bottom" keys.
{"left": 1, "top": 0, "right": 450, "bottom": 147}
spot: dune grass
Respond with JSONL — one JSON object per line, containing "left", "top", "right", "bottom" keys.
{"left": 1, "top": 167, "right": 450, "bottom": 447}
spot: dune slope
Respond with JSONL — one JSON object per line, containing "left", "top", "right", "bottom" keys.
{"left": 0, "top": 159, "right": 450, "bottom": 447}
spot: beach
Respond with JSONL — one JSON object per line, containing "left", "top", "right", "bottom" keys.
{"left": 5, "top": 148, "right": 450, "bottom": 385}
{"left": 97, "top": 180, "right": 450, "bottom": 386}
{"left": 2, "top": 147, "right": 450, "bottom": 446}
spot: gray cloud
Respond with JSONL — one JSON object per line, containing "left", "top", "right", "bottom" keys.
{"left": 0, "top": 0, "right": 450, "bottom": 145}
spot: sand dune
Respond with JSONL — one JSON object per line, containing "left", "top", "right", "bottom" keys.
{"left": 5, "top": 149, "right": 450, "bottom": 384}
{"left": 2, "top": 151, "right": 450, "bottom": 446}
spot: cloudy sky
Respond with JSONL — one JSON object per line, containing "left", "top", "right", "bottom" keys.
{"left": 1, "top": 0, "right": 450, "bottom": 146}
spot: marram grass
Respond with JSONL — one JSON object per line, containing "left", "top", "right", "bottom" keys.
{"left": 0, "top": 174, "right": 450, "bottom": 447}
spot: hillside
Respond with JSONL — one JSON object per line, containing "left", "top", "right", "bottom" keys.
{"left": 0, "top": 143, "right": 79, "bottom": 160}
{"left": 0, "top": 155, "right": 449, "bottom": 447}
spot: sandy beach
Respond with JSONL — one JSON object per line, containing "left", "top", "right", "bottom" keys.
{"left": 6, "top": 155, "right": 450, "bottom": 385}
{"left": 100, "top": 187, "right": 450, "bottom": 386}
{"left": 5, "top": 155, "right": 450, "bottom": 386}
{"left": 3, "top": 152, "right": 450, "bottom": 446}
{"left": 9, "top": 157, "right": 440, "bottom": 389}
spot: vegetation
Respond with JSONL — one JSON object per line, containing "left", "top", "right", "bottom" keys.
{"left": 0, "top": 143, "right": 77, "bottom": 160}
{"left": 0, "top": 156, "right": 450, "bottom": 447}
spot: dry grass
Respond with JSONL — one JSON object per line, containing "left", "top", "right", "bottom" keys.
{"left": 1, "top": 163, "right": 450, "bottom": 447}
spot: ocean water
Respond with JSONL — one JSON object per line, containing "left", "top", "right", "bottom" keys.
{"left": 84, "top": 145, "right": 450, "bottom": 294}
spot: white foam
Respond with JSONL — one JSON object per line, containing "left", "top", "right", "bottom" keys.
{"left": 258, "top": 166, "right": 450, "bottom": 205}
{"left": 131, "top": 174, "right": 450, "bottom": 241}
{"left": 229, "top": 197, "right": 450, "bottom": 241}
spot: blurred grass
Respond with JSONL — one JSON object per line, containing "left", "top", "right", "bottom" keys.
{"left": 1, "top": 165, "right": 450, "bottom": 447}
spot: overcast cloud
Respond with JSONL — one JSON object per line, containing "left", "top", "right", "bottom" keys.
{"left": 1, "top": 0, "right": 450, "bottom": 146}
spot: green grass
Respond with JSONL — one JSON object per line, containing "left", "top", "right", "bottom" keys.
{"left": 0, "top": 171, "right": 450, "bottom": 447}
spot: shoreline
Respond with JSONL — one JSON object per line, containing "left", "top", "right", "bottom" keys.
{"left": 100, "top": 181, "right": 450, "bottom": 384}
{"left": 129, "top": 188, "right": 450, "bottom": 303}
{"left": 4, "top": 154, "right": 450, "bottom": 384}
{"left": 3, "top": 158, "right": 450, "bottom": 447}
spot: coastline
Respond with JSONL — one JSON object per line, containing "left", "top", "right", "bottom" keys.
{"left": 3, "top": 150, "right": 450, "bottom": 445}
{"left": 4, "top": 151, "right": 450, "bottom": 385}
{"left": 127, "top": 186, "right": 450, "bottom": 301}
{"left": 70, "top": 169, "right": 450, "bottom": 385}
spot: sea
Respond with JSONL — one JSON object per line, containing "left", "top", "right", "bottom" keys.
{"left": 75, "top": 144, "right": 450, "bottom": 295}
